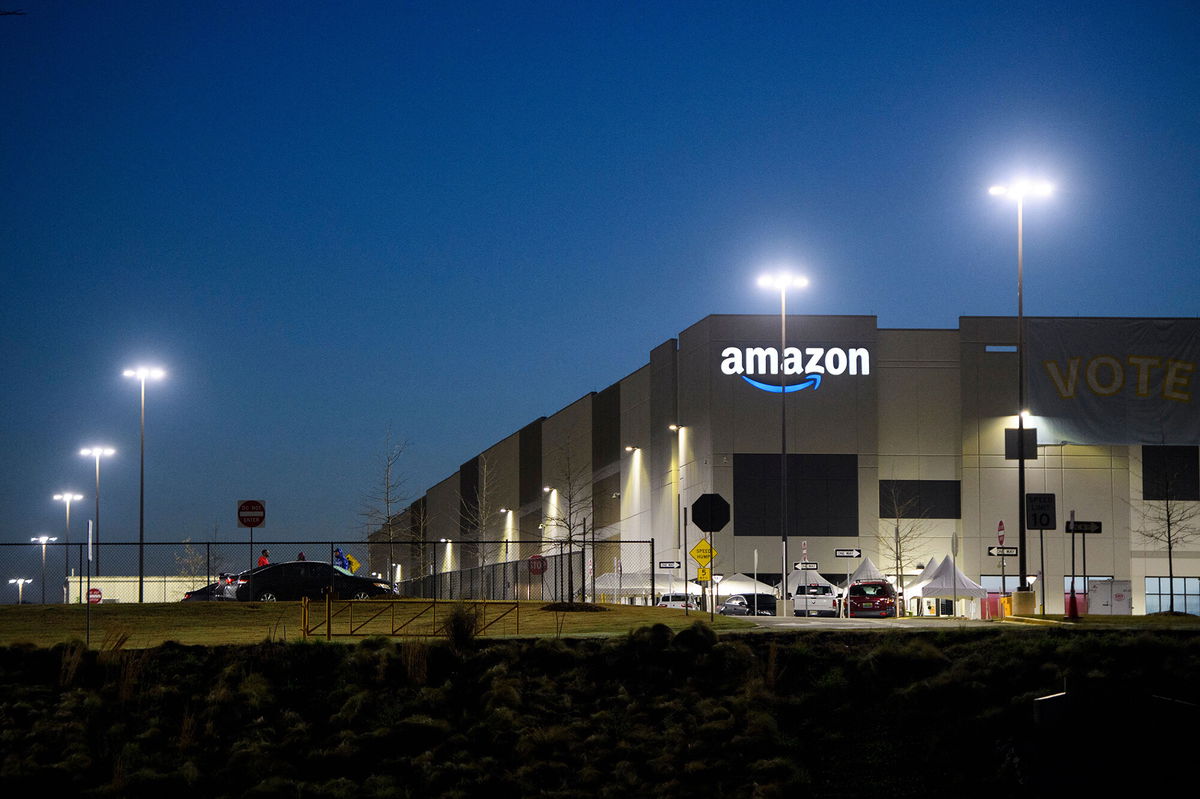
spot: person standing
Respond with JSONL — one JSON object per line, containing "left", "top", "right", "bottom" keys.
{"left": 257, "top": 549, "right": 270, "bottom": 567}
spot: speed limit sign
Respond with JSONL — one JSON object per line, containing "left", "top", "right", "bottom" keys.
{"left": 1026, "top": 493, "right": 1057, "bottom": 530}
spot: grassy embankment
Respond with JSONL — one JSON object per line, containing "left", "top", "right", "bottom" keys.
{"left": 0, "top": 600, "right": 754, "bottom": 648}
{"left": 1, "top": 621, "right": 1197, "bottom": 795}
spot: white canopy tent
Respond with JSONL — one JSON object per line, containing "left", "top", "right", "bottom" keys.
{"left": 907, "top": 556, "right": 988, "bottom": 618}
{"left": 782, "top": 568, "right": 840, "bottom": 595}
{"left": 904, "top": 556, "right": 944, "bottom": 596}
{"left": 713, "top": 572, "right": 778, "bottom": 601}
{"left": 846, "top": 556, "right": 888, "bottom": 587}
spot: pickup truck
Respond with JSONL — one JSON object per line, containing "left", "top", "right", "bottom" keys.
{"left": 792, "top": 583, "right": 839, "bottom": 617}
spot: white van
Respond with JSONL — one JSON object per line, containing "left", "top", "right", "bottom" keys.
{"left": 656, "top": 593, "right": 698, "bottom": 609}
{"left": 793, "top": 583, "right": 839, "bottom": 617}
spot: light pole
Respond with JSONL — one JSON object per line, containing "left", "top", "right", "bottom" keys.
{"left": 124, "top": 365, "right": 165, "bottom": 603}
{"left": 9, "top": 578, "right": 33, "bottom": 604}
{"left": 31, "top": 536, "right": 57, "bottom": 603}
{"left": 80, "top": 447, "right": 115, "bottom": 576}
{"left": 54, "top": 492, "right": 83, "bottom": 602}
{"left": 989, "top": 180, "right": 1053, "bottom": 593}
{"left": 757, "top": 271, "right": 809, "bottom": 618}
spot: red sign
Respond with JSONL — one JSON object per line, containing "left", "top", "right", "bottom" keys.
{"left": 528, "top": 554, "right": 547, "bottom": 575}
{"left": 237, "top": 500, "right": 266, "bottom": 528}
{"left": 87, "top": 587, "right": 102, "bottom": 604}
{"left": 997, "top": 520, "right": 1005, "bottom": 545}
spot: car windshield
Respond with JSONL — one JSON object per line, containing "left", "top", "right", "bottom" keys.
{"left": 798, "top": 585, "right": 832, "bottom": 595}
{"left": 333, "top": 565, "right": 355, "bottom": 577}
{"left": 851, "top": 583, "right": 892, "bottom": 597}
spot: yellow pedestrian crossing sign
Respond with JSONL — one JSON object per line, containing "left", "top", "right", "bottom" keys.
{"left": 690, "top": 539, "right": 716, "bottom": 566}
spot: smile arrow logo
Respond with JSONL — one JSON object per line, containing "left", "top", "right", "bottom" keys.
{"left": 740, "top": 373, "right": 823, "bottom": 393}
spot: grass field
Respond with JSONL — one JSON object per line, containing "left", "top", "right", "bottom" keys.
{"left": 0, "top": 599, "right": 755, "bottom": 648}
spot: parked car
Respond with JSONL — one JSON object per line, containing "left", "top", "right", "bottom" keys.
{"left": 847, "top": 579, "right": 897, "bottom": 617}
{"left": 181, "top": 582, "right": 226, "bottom": 602}
{"left": 792, "top": 583, "right": 839, "bottom": 617}
{"left": 718, "top": 593, "right": 776, "bottom": 616}
{"left": 220, "top": 561, "right": 397, "bottom": 602}
{"left": 656, "top": 593, "right": 698, "bottom": 609}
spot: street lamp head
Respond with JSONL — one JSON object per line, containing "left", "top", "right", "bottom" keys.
{"left": 989, "top": 180, "right": 1054, "bottom": 200}
{"left": 625, "top": 445, "right": 638, "bottom": 452}
{"left": 31, "top": 536, "right": 57, "bottom": 544}
{"left": 80, "top": 447, "right": 115, "bottom": 457}
{"left": 757, "top": 272, "right": 809, "bottom": 291}
{"left": 123, "top": 366, "right": 166, "bottom": 381}
{"left": 54, "top": 493, "right": 84, "bottom": 502}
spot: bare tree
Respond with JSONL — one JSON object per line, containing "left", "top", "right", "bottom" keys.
{"left": 542, "top": 442, "right": 593, "bottom": 605}
{"left": 458, "top": 454, "right": 506, "bottom": 598}
{"left": 876, "top": 481, "right": 934, "bottom": 615}
{"left": 1135, "top": 462, "right": 1200, "bottom": 613}
{"left": 360, "top": 432, "right": 409, "bottom": 581}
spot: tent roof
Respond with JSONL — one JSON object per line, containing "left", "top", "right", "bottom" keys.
{"left": 904, "top": 556, "right": 945, "bottom": 595}
{"left": 783, "top": 569, "right": 839, "bottom": 593}
{"left": 848, "top": 557, "right": 887, "bottom": 585}
{"left": 714, "top": 572, "right": 778, "bottom": 598}
{"left": 911, "top": 557, "right": 988, "bottom": 598}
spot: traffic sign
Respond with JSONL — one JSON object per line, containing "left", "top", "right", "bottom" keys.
{"left": 1026, "top": 493, "right": 1056, "bottom": 530}
{"left": 237, "top": 499, "right": 266, "bottom": 529}
{"left": 793, "top": 561, "right": 819, "bottom": 570}
{"left": 659, "top": 560, "right": 682, "bottom": 569}
{"left": 1065, "top": 520, "right": 1102, "bottom": 534}
{"left": 691, "top": 493, "right": 731, "bottom": 533}
{"left": 697, "top": 567, "right": 712, "bottom": 581}
{"left": 528, "top": 554, "right": 547, "bottom": 575}
{"left": 689, "top": 539, "right": 716, "bottom": 566}
{"left": 835, "top": 548, "right": 862, "bottom": 558}
{"left": 87, "top": 587, "right": 102, "bottom": 604}
{"left": 997, "top": 520, "right": 1005, "bottom": 545}
{"left": 988, "top": 546, "right": 1019, "bottom": 556}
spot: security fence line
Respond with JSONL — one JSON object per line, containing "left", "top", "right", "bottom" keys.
{"left": 0, "top": 539, "right": 661, "bottom": 605}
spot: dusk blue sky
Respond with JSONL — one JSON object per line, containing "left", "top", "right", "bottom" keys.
{"left": 3, "top": 2, "right": 1197, "bottom": 549}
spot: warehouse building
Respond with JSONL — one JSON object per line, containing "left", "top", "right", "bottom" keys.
{"left": 372, "top": 314, "right": 1199, "bottom": 615}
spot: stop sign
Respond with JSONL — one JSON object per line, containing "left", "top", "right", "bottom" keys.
{"left": 87, "top": 587, "right": 102, "bottom": 604}
{"left": 691, "top": 493, "right": 731, "bottom": 533}
{"left": 528, "top": 554, "right": 547, "bottom": 575}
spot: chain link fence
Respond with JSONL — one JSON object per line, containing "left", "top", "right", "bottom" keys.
{"left": 1, "top": 539, "right": 661, "bottom": 605}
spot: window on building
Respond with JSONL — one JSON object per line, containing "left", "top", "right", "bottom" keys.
{"left": 1144, "top": 576, "right": 1200, "bottom": 615}
{"left": 733, "top": 453, "right": 858, "bottom": 537}
{"left": 1142, "top": 445, "right": 1200, "bottom": 501}
{"left": 979, "top": 574, "right": 1022, "bottom": 594}
{"left": 879, "top": 480, "right": 961, "bottom": 519}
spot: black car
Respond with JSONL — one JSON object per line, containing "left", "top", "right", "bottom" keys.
{"left": 181, "top": 582, "right": 226, "bottom": 601}
{"left": 717, "top": 593, "right": 777, "bottom": 616}
{"left": 221, "top": 560, "right": 396, "bottom": 602}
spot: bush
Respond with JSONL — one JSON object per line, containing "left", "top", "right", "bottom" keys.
{"left": 444, "top": 602, "right": 478, "bottom": 653}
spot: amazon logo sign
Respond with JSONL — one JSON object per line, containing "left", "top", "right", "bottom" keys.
{"left": 720, "top": 345, "right": 871, "bottom": 393}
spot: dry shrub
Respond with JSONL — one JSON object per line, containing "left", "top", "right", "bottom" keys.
{"left": 401, "top": 641, "right": 428, "bottom": 684}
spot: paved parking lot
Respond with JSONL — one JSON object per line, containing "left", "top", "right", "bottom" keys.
{"left": 745, "top": 614, "right": 996, "bottom": 630}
